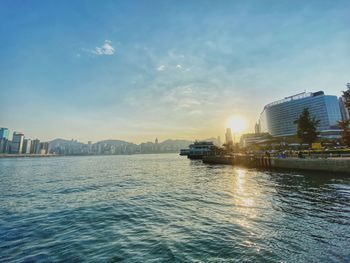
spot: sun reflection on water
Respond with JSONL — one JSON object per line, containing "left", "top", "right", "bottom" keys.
{"left": 230, "top": 168, "right": 265, "bottom": 252}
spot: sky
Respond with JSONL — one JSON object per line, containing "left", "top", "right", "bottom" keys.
{"left": 0, "top": 0, "right": 349, "bottom": 143}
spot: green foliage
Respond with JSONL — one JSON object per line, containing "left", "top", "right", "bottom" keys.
{"left": 294, "top": 108, "right": 320, "bottom": 146}
{"left": 345, "top": 82, "right": 350, "bottom": 96}
{"left": 339, "top": 83, "right": 350, "bottom": 146}
{"left": 343, "top": 83, "right": 350, "bottom": 108}
{"left": 338, "top": 120, "right": 350, "bottom": 147}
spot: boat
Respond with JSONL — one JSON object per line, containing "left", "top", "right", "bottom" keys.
{"left": 180, "top": 141, "right": 215, "bottom": 159}
{"left": 179, "top": 149, "right": 190, "bottom": 156}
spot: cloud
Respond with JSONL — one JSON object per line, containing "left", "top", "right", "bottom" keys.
{"left": 91, "top": 40, "right": 115, "bottom": 55}
{"left": 157, "top": 65, "right": 166, "bottom": 71}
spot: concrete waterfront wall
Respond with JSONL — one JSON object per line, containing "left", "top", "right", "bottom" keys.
{"left": 202, "top": 155, "right": 350, "bottom": 174}
{"left": 271, "top": 158, "right": 350, "bottom": 174}
{"left": 202, "top": 156, "right": 234, "bottom": 165}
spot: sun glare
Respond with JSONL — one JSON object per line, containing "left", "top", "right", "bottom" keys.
{"left": 226, "top": 116, "right": 247, "bottom": 133}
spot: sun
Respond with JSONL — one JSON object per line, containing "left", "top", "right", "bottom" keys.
{"left": 226, "top": 116, "right": 247, "bottom": 133}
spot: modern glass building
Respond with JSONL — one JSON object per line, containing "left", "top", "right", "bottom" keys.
{"left": 22, "top": 139, "right": 32, "bottom": 154}
{"left": 0, "top": 128, "right": 9, "bottom": 140}
{"left": 258, "top": 91, "right": 342, "bottom": 137}
{"left": 31, "top": 139, "right": 41, "bottom": 154}
{"left": 10, "top": 132, "right": 24, "bottom": 154}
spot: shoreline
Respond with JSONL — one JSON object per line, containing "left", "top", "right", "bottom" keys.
{"left": 0, "top": 154, "right": 59, "bottom": 158}
{"left": 0, "top": 152, "right": 179, "bottom": 159}
{"left": 202, "top": 155, "right": 350, "bottom": 174}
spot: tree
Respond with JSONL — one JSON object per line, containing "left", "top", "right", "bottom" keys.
{"left": 338, "top": 83, "right": 350, "bottom": 147}
{"left": 294, "top": 108, "right": 320, "bottom": 146}
{"left": 338, "top": 120, "right": 350, "bottom": 147}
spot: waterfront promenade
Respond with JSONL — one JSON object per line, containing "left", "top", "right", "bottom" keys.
{"left": 203, "top": 154, "right": 350, "bottom": 174}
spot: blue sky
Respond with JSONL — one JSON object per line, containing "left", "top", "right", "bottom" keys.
{"left": 0, "top": 0, "right": 349, "bottom": 143}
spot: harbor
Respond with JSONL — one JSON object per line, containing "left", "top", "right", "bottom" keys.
{"left": 202, "top": 154, "right": 350, "bottom": 174}
{"left": 180, "top": 141, "right": 350, "bottom": 174}
{"left": 1, "top": 154, "right": 349, "bottom": 262}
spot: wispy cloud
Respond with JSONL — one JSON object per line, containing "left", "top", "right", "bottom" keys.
{"left": 157, "top": 65, "right": 166, "bottom": 71}
{"left": 91, "top": 40, "right": 115, "bottom": 56}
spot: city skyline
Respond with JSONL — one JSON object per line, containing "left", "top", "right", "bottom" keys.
{"left": 0, "top": 126, "right": 217, "bottom": 145}
{"left": 1, "top": 1, "right": 349, "bottom": 143}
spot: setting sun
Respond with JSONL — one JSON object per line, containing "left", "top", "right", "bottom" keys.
{"left": 226, "top": 116, "right": 247, "bottom": 133}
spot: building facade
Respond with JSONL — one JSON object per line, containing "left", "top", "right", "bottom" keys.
{"left": 239, "top": 133, "right": 272, "bottom": 148}
{"left": 31, "top": 139, "right": 41, "bottom": 154}
{"left": 0, "top": 138, "right": 10, "bottom": 153}
{"left": 11, "top": 132, "right": 24, "bottom": 154}
{"left": 225, "top": 128, "right": 233, "bottom": 144}
{"left": 0, "top": 128, "right": 9, "bottom": 140}
{"left": 39, "top": 142, "right": 50, "bottom": 155}
{"left": 258, "top": 91, "right": 342, "bottom": 137}
{"left": 22, "top": 139, "right": 32, "bottom": 154}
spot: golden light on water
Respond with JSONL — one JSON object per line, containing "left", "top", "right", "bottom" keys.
{"left": 226, "top": 115, "right": 248, "bottom": 133}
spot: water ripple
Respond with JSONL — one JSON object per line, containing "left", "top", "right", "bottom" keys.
{"left": 0, "top": 154, "right": 349, "bottom": 262}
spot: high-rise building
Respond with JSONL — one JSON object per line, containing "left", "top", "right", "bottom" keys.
{"left": 254, "top": 123, "right": 260, "bottom": 134}
{"left": 339, "top": 97, "right": 350, "bottom": 121}
{"left": 154, "top": 138, "right": 159, "bottom": 152}
{"left": 258, "top": 91, "right": 342, "bottom": 137}
{"left": 10, "top": 132, "right": 24, "bottom": 154}
{"left": 22, "top": 139, "right": 32, "bottom": 154}
{"left": 0, "top": 138, "right": 10, "bottom": 153}
{"left": 31, "top": 139, "right": 41, "bottom": 154}
{"left": 87, "top": 141, "right": 92, "bottom": 154}
{"left": 0, "top": 128, "right": 9, "bottom": 140}
{"left": 0, "top": 128, "right": 10, "bottom": 153}
{"left": 217, "top": 136, "right": 221, "bottom": 147}
{"left": 225, "top": 128, "right": 233, "bottom": 144}
{"left": 39, "top": 142, "right": 50, "bottom": 155}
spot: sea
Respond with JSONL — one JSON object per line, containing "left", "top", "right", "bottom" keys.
{"left": 0, "top": 154, "right": 349, "bottom": 262}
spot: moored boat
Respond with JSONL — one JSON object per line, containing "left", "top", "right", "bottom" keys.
{"left": 180, "top": 141, "right": 215, "bottom": 160}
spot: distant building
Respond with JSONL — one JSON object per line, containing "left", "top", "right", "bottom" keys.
{"left": 0, "top": 138, "right": 10, "bottom": 153}
{"left": 22, "top": 139, "right": 32, "bottom": 154}
{"left": 258, "top": 91, "right": 342, "bottom": 137}
{"left": 10, "top": 132, "right": 24, "bottom": 154}
{"left": 39, "top": 142, "right": 50, "bottom": 155}
{"left": 225, "top": 128, "right": 233, "bottom": 144}
{"left": 154, "top": 138, "right": 159, "bottom": 152}
{"left": 239, "top": 133, "right": 272, "bottom": 148}
{"left": 0, "top": 127, "right": 10, "bottom": 153}
{"left": 31, "top": 139, "right": 41, "bottom": 154}
{"left": 87, "top": 141, "right": 92, "bottom": 153}
{"left": 0, "top": 128, "right": 9, "bottom": 140}
{"left": 217, "top": 136, "right": 221, "bottom": 147}
{"left": 254, "top": 123, "right": 260, "bottom": 134}
{"left": 339, "top": 97, "right": 350, "bottom": 121}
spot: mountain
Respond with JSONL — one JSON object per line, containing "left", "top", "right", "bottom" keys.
{"left": 159, "top": 139, "right": 193, "bottom": 148}
{"left": 95, "top": 139, "right": 137, "bottom": 146}
{"left": 50, "top": 138, "right": 84, "bottom": 148}
{"left": 49, "top": 138, "right": 193, "bottom": 155}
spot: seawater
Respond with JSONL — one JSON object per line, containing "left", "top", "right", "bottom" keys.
{"left": 0, "top": 154, "right": 349, "bottom": 262}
